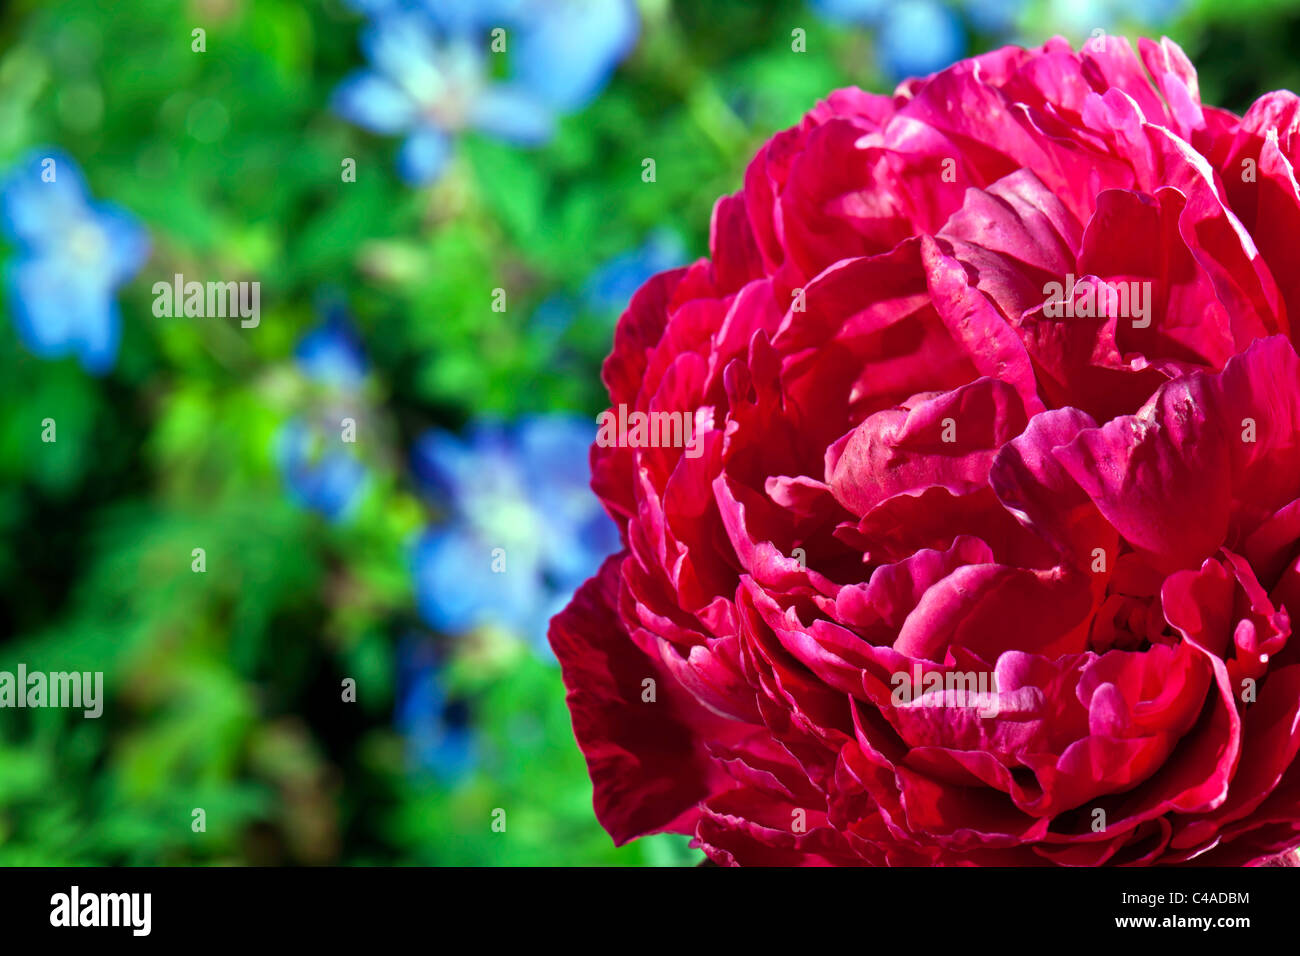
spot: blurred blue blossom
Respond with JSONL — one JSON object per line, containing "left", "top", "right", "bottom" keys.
{"left": 808, "top": 0, "right": 1182, "bottom": 76}
{"left": 394, "top": 637, "right": 477, "bottom": 780}
{"left": 334, "top": 11, "right": 550, "bottom": 184}
{"left": 806, "top": 0, "right": 973, "bottom": 81}
{"left": 344, "top": 0, "right": 527, "bottom": 27}
{"left": 1127, "top": 0, "right": 1185, "bottom": 19}
{"left": 1045, "top": 0, "right": 1110, "bottom": 35}
{"left": 276, "top": 307, "right": 369, "bottom": 520}
{"left": 411, "top": 414, "right": 620, "bottom": 654}
{"left": 582, "top": 228, "right": 688, "bottom": 314}
{"left": 276, "top": 420, "right": 368, "bottom": 520}
{"left": 418, "top": 0, "right": 528, "bottom": 32}
{"left": 809, "top": 0, "right": 888, "bottom": 22}
{"left": 335, "top": 2, "right": 638, "bottom": 184}
{"left": 342, "top": 0, "right": 398, "bottom": 14}
{"left": 507, "top": 0, "right": 640, "bottom": 112}
{"left": 878, "top": 1, "right": 967, "bottom": 80}
{"left": 959, "top": 0, "right": 1024, "bottom": 33}
{"left": 0, "top": 149, "right": 149, "bottom": 374}
{"left": 528, "top": 293, "right": 579, "bottom": 341}
{"left": 294, "top": 303, "right": 368, "bottom": 388}
{"left": 416, "top": 0, "right": 637, "bottom": 108}
{"left": 1043, "top": 0, "right": 1185, "bottom": 34}
{"left": 528, "top": 229, "right": 689, "bottom": 344}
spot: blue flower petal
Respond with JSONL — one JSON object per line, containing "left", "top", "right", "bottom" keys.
{"left": 511, "top": 0, "right": 639, "bottom": 111}
{"left": 76, "top": 299, "right": 123, "bottom": 375}
{"left": 809, "top": 0, "right": 888, "bottom": 23}
{"left": 344, "top": 0, "right": 407, "bottom": 14}
{"left": 332, "top": 70, "right": 418, "bottom": 134}
{"left": 1126, "top": 0, "right": 1185, "bottom": 20}
{"left": 410, "top": 415, "right": 627, "bottom": 652}
{"left": 6, "top": 256, "right": 121, "bottom": 374}
{"left": 0, "top": 148, "right": 90, "bottom": 249}
{"left": 958, "top": 0, "right": 1024, "bottom": 32}
{"left": 877, "top": 0, "right": 967, "bottom": 81}
{"left": 394, "top": 638, "right": 478, "bottom": 780}
{"left": 516, "top": 415, "right": 620, "bottom": 584}
{"left": 414, "top": 419, "right": 525, "bottom": 517}
{"left": 516, "top": 414, "right": 595, "bottom": 495}
{"left": 276, "top": 420, "right": 367, "bottom": 520}
{"left": 360, "top": 12, "right": 456, "bottom": 99}
{"left": 412, "top": 523, "right": 541, "bottom": 634}
{"left": 411, "top": 427, "right": 481, "bottom": 504}
{"left": 93, "top": 201, "right": 152, "bottom": 281}
{"left": 528, "top": 293, "right": 578, "bottom": 338}
{"left": 468, "top": 83, "right": 555, "bottom": 145}
{"left": 0, "top": 150, "right": 145, "bottom": 375}
{"left": 582, "top": 229, "right": 688, "bottom": 313}
{"left": 419, "top": 0, "right": 527, "bottom": 31}
{"left": 7, "top": 258, "right": 78, "bottom": 355}
{"left": 397, "top": 126, "right": 454, "bottom": 185}
{"left": 294, "top": 306, "right": 368, "bottom": 387}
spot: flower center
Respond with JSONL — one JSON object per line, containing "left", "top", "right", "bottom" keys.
{"left": 65, "top": 222, "right": 107, "bottom": 264}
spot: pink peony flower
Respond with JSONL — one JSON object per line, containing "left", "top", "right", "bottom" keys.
{"left": 550, "top": 36, "right": 1300, "bottom": 865}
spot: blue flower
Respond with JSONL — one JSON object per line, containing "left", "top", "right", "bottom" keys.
{"left": 275, "top": 419, "right": 368, "bottom": 521}
{"left": 0, "top": 149, "right": 148, "bottom": 374}
{"left": 526, "top": 231, "right": 687, "bottom": 342}
{"left": 1041, "top": 0, "right": 1181, "bottom": 36}
{"left": 877, "top": 0, "right": 967, "bottom": 81}
{"left": 958, "top": 0, "right": 1024, "bottom": 33}
{"left": 411, "top": 414, "right": 619, "bottom": 654}
{"left": 527, "top": 293, "right": 578, "bottom": 343}
{"left": 294, "top": 304, "right": 368, "bottom": 388}
{"left": 335, "top": 2, "right": 638, "bottom": 184}
{"left": 394, "top": 637, "right": 477, "bottom": 780}
{"left": 277, "top": 306, "right": 369, "bottom": 520}
{"left": 1046, "top": 0, "right": 1108, "bottom": 35}
{"left": 342, "top": 0, "right": 402, "bottom": 14}
{"left": 335, "top": 10, "right": 553, "bottom": 184}
{"left": 1107, "top": 0, "right": 1185, "bottom": 23}
{"left": 413, "top": 0, "right": 638, "bottom": 109}
{"left": 582, "top": 229, "right": 687, "bottom": 314}
{"left": 418, "top": 0, "right": 528, "bottom": 32}
{"left": 508, "top": 0, "right": 640, "bottom": 112}
{"left": 808, "top": 0, "right": 888, "bottom": 23}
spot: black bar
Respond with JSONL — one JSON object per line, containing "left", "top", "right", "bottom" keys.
{"left": 0, "top": 864, "right": 1287, "bottom": 942}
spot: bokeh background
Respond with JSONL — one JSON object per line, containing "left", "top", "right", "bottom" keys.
{"left": 0, "top": 0, "right": 1290, "bottom": 865}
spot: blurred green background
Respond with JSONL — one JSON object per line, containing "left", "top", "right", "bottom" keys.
{"left": 0, "top": 0, "right": 1289, "bottom": 865}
